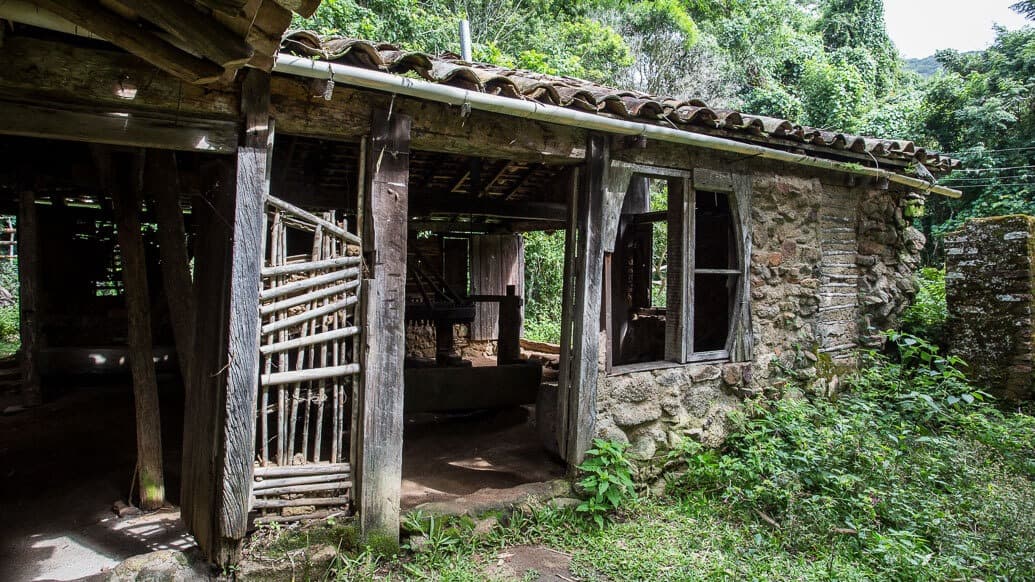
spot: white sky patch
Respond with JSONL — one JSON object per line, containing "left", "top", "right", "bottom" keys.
{"left": 885, "top": 0, "right": 1031, "bottom": 58}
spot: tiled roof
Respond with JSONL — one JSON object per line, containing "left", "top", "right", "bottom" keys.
{"left": 281, "top": 31, "right": 959, "bottom": 173}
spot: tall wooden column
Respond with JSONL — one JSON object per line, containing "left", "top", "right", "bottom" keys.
{"left": 558, "top": 134, "right": 609, "bottom": 465}
{"left": 181, "top": 69, "right": 271, "bottom": 566}
{"left": 17, "top": 190, "right": 41, "bottom": 407}
{"left": 146, "top": 150, "right": 195, "bottom": 390}
{"left": 357, "top": 108, "right": 411, "bottom": 544}
{"left": 107, "top": 150, "right": 167, "bottom": 510}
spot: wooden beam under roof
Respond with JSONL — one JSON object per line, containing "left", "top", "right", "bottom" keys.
{"left": 120, "top": 0, "right": 255, "bottom": 68}
{"left": 410, "top": 195, "right": 567, "bottom": 223}
{"left": 33, "top": 0, "right": 225, "bottom": 84}
{"left": 0, "top": 36, "right": 587, "bottom": 162}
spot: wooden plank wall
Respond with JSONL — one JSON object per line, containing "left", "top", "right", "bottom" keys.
{"left": 357, "top": 108, "right": 411, "bottom": 544}
{"left": 470, "top": 234, "right": 525, "bottom": 341}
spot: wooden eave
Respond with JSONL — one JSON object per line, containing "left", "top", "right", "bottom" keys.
{"left": 4, "top": 0, "right": 320, "bottom": 84}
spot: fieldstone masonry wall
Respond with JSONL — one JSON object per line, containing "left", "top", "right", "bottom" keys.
{"left": 946, "top": 215, "right": 1035, "bottom": 401}
{"left": 595, "top": 163, "right": 924, "bottom": 466}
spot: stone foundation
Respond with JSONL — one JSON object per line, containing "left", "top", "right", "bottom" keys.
{"left": 946, "top": 215, "right": 1035, "bottom": 400}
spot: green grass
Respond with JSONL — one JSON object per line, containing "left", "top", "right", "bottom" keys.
{"left": 268, "top": 334, "right": 1035, "bottom": 581}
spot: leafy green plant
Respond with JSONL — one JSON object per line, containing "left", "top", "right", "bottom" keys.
{"left": 901, "top": 267, "right": 947, "bottom": 346}
{"left": 662, "top": 330, "right": 1035, "bottom": 579}
{"left": 575, "top": 439, "right": 636, "bottom": 528}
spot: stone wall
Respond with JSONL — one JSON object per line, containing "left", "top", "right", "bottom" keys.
{"left": 594, "top": 162, "right": 925, "bottom": 465}
{"left": 946, "top": 215, "right": 1035, "bottom": 401}
{"left": 404, "top": 322, "right": 497, "bottom": 360}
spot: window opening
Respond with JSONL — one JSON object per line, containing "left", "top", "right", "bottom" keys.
{"left": 609, "top": 171, "right": 746, "bottom": 371}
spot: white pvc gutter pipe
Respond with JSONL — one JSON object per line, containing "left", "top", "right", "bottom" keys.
{"left": 273, "top": 54, "right": 961, "bottom": 199}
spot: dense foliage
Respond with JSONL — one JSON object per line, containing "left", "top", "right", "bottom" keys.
{"left": 661, "top": 333, "right": 1035, "bottom": 579}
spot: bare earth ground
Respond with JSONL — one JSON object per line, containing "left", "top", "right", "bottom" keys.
{"left": 485, "top": 545, "right": 577, "bottom": 581}
{"left": 0, "top": 381, "right": 192, "bottom": 582}
{"left": 402, "top": 405, "right": 566, "bottom": 509}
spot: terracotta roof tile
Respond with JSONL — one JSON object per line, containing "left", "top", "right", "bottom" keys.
{"left": 281, "top": 32, "right": 959, "bottom": 172}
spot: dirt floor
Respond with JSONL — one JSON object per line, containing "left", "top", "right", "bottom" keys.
{"left": 401, "top": 405, "right": 567, "bottom": 509}
{"left": 0, "top": 375, "right": 566, "bottom": 579}
{"left": 0, "top": 379, "right": 192, "bottom": 582}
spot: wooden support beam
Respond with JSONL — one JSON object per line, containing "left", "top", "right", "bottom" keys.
{"left": 146, "top": 150, "right": 195, "bottom": 389}
{"left": 194, "top": 0, "right": 248, "bottom": 17}
{"left": 220, "top": 68, "right": 271, "bottom": 559}
{"left": 33, "top": 0, "right": 225, "bottom": 84}
{"left": 17, "top": 191, "right": 41, "bottom": 407}
{"left": 128, "top": 0, "right": 254, "bottom": 67}
{"left": 409, "top": 196, "right": 567, "bottom": 223}
{"left": 558, "top": 135, "right": 609, "bottom": 465}
{"left": 102, "top": 148, "right": 167, "bottom": 510}
{"left": 497, "top": 285, "right": 523, "bottom": 365}
{"left": 0, "top": 100, "right": 238, "bottom": 154}
{"left": 0, "top": 37, "right": 585, "bottom": 163}
{"left": 357, "top": 108, "right": 411, "bottom": 545}
{"left": 181, "top": 70, "right": 272, "bottom": 567}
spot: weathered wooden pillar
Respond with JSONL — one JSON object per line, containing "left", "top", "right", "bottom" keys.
{"left": 181, "top": 69, "right": 271, "bottom": 565}
{"left": 146, "top": 150, "right": 195, "bottom": 390}
{"left": 17, "top": 190, "right": 41, "bottom": 407}
{"left": 357, "top": 108, "right": 411, "bottom": 544}
{"left": 106, "top": 150, "right": 166, "bottom": 510}
{"left": 558, "top": 134, "right": 609, "bottom": 465}
{"left": 497, "top": 285, "right": 522, "bottom": 364}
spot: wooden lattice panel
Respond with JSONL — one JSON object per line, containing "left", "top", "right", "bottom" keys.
{"left": 252, "top": 195, "right": 361, "bottom": 520}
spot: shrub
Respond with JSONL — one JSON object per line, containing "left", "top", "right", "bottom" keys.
{"left": 901, "top": 267, "right": 947, "bottom": 345}
{"left": 575, "top": 439, "right": 637, "bottom": 528}
{"left": 665, "top": 332, "right": 1035, "bottom": 579}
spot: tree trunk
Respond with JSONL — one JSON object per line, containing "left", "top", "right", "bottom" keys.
{"left": 104, "top": 149, "right": 166, "bottom": 510}
{"left": 146, "top": 150, "right": 195, "bottom": 391}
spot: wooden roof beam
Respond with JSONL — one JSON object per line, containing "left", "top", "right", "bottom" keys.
{"left": 125, "top": 0, "right": 254, "bottom": 68}
{"left": 410, "top": 196, "right": 567, "bottom": 223}
{"left": 34, "top": 0, "right": 224, "bottom": 84}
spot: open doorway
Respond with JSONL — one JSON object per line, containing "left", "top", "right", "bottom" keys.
{"left": 0, "top": 136, "right": 204, "bottom": 580}
{"left": 400, "top": 151, "right": 571, "bottom": 509}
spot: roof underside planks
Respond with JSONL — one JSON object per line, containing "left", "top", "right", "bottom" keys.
{"left": 2, "top": 0, "right": 320, "bottom": 83}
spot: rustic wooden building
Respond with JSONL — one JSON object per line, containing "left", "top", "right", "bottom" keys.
{"left": 0, "top": 0, "right": 960, "bottom": 567}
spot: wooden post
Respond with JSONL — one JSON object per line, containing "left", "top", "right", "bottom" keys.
{"left": 105, "top": 149, "right": 166, "bottom": 510}
{"left": 357, "top": 108, "right": 411, "bottom": 544}
{"left": 181, "top": 69, "right": 271, "bottom": 566}
{"left": 558, "top": 134, "right": 609, "bottom": 465}
{"left": 497, "top": 285, "right": 522, "bottom": 365}
{"left": 146, "top": 150, "right": 195, "bottom": 389}
{"left": 17, "top": 190, "right": 41, "bottom": 407}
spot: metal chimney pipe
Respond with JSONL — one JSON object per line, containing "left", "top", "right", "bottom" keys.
{"left": 459, "top": 19, "right": 472, "bottom": 62}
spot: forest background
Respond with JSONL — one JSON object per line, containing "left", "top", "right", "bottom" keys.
{"left": 294, "top": 0, "right": 1035, "bottom": 343}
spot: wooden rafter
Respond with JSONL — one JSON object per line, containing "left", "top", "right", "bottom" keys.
{"left": 34, "top": 0, "right": 225, "bottom": 84}
{"left": 122, "top": 0, "right": 255, "bottom": 67}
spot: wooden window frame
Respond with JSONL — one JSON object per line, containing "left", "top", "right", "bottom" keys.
{"left": 606, "top": 166, "right": 751, "bottom": 375}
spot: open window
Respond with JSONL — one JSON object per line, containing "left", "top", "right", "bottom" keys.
{"left": 607, "top": 167, "right": 750, "bottom": 371}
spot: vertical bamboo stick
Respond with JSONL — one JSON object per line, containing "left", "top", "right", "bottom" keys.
{"left": 260, "top": 210, "right": 282, "bottom": 466}
{"left": 276, "top": 221, "right": 288, "bottom": 465}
